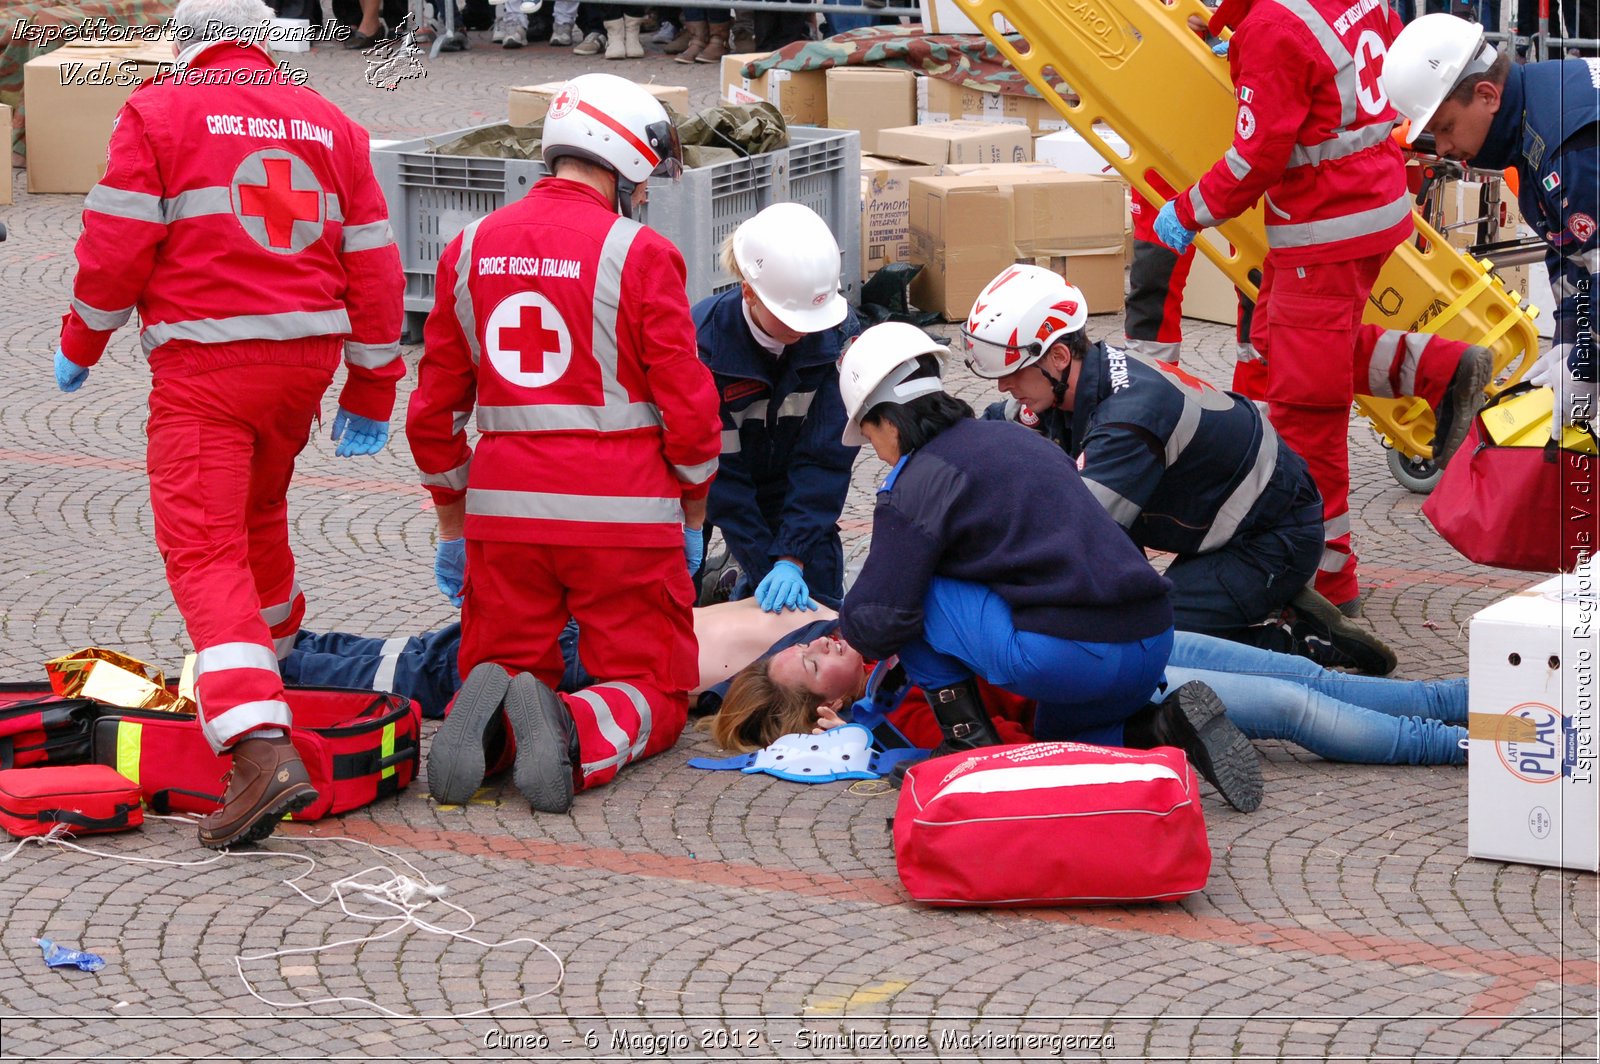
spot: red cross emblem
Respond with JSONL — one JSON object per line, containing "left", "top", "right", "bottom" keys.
{"left": 238, "top": 157, "right": 321, "bottom": 250}
{"left": 548, "top": 85, "right": 579, "bottom": 120}
{"left": 499, "top": 304, "right": 563, "bottom": 375}
{"left": 1353, "top": 31, "right": 1388, "bottom": 115}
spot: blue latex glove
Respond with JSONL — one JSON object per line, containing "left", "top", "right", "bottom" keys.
{"left": 754, "top": 559, "right": 816, "bottom": 614}
{"left": 1211, "top": 39, "right": 1229, "bottom": 55}
{"left": 330, "top": 407, "right": 390, "bottom": 458}
{"left": 435, "top": 537, "right": 466, "bottom": 607}
{"left": 684, "top": 527, "right": 704, "bottom": 574}
{"left": 54, "top": 349, "right": 88, "bottom": 393}
{"left": 1153, "top": 201, "right": 1198, "bottom": 254}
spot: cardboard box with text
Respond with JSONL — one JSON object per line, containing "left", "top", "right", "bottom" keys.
{"left": 720, "top": 52, "right": 826, "bottom": 127}
{"left": 860, "top": 155, "right": 938, "bottom": 277}
{"left": 876, "top": 120, "right": 1032, "bottom": 168}
{"left": 917, "top": 77, "right": 1072, "bottom": 135}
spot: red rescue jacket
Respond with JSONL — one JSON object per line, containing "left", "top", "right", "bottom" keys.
{"left": 406, "top": 178, "right": 722, "bottom": 548}
{"left": 1175, "top": 0, "right": 1414, "bottom": 266}
{"left": 58, "top": 40, "right": 403, "bottom": 419}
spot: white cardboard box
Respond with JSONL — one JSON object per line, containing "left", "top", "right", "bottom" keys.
{"left": 1467, "top": 570, "right": 1599, "bottom": 871}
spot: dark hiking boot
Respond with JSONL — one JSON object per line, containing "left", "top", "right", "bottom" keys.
{"left": 1125, "top": 681, "right": 1262, "bottom": 812}
{"left": 197, "top": 734, "right": 318, "bottom": 849}
{"left": 504, "top": 672, "right": 580, "bottom": 814}
{"left": 427, "top": 661, "right": 512, "bottom": 805}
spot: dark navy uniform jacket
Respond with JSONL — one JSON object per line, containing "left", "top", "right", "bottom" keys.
{"left": 693, "top": 288, "right": 861, "bottom": 605}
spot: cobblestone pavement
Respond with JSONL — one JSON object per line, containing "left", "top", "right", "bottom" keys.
{"left": 0, "top": 29, "right": 1594, "bottom": 1063}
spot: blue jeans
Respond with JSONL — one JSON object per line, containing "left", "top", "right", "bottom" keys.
{"left": 1166, "top": 632, "right": 1468, "bottom": 765}
{"left": 894, "top": 578, "right": 1174, "bottom": 746}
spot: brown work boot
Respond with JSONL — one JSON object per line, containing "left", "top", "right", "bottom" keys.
{"left": 696, "top": 22, "right": 730, "bottom": 63}
{"left": 197, "top": 733, "right": 318, "bottom": 849}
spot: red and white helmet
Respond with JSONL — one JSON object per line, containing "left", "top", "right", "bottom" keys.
{"left": 959, "top": 264, "right": 1088, "bottom": 380}
{"left": 541, "top": 73, "right": 683, "bottom": 186}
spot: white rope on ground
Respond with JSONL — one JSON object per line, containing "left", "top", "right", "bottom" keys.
{"left": 4, "top": 815, "right": 565, "bottom": 1019}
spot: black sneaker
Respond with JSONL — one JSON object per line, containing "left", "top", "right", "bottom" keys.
{"left": 696, "top": 550, "right": 741, "bottom": 607}
{"left": 1285, "top": 586, "right": 1397, "bottom": 675}
{"left": 427, "top": 662, "right": 512, "bottom": 805}
{"left": 1431, "top": 345, "right": 1493, "bottom": 468}
{"left": 1128, "top": 681, "right": 1262, "bottom": 812}
{"left": 504, "top": 673, "right": 578, "bottom": 814}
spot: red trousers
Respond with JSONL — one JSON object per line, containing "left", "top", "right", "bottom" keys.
{"left": 1128, "top": 189, "right": 1256, "bottom": 372}
{"left": 1253, "top": 252, "right": 1470, "bottom": 604}
{"left": 147, "top": 363, "right": 328, "bottom": 752}
{"left": 458, "top": 541, "right": 697, "bottom": 793}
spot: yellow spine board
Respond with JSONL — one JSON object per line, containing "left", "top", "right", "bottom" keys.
{"left": 950, "top": 0, "right": 1541, "bottom": 460}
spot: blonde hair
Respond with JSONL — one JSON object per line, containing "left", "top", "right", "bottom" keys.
{"left": 707, "top": 657, "right": 870, "bottom": 753}
{"left": 719, "top": 231, "right": 744, "bottom": 285}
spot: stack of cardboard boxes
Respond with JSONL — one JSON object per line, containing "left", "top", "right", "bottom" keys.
{"left": 22, "top": 39, "right": 174, "bottom": 194}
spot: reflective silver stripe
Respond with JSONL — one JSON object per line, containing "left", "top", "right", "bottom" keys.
{"left": 775, "top": 391, "right": 816, "bottom": 419}
{"left": 455, "top": 218, "right": 484, "bottom": 366}
{"left": 341, "top": 219, "right": 395, "bottom": 253}
{"left": 1578, "top": 248, "right": 1600, "bottom": 274}
{"left": 272, "top": 632, "right": 298, "bottom": 660}
{"left": 1275, "top": 0, "right": 1358, "bottom": 129}
{"left": 1554, "top": 273, "right": 1581, "bottom": 301}
{"left": 1224, "top": 148, "right": 1252, "bottom": 181}
{"left": 1236, "top": 342, "right": 1263, "bottom": 364}
{"left": 1125, "top": 338, "right": 1181, "bottom": 364}
{"left": 672, "top": 457, "right": 719, "bottom": 485}
{"left": 592, "top": 217, "right": 645, "bottom": 409}
{"left": 1084, "top": 477, "right": 1142, "bottom": 528}
{"left": 195, "top": 641, "right": 281, "bottom": 677}
{"left": 141, "top": 308, "right": 351, "bottom": 352}
{"left": 720, "top": 429, "right": 742, "bottom": 455}
{"left": 420, "top": 459, "right": 471, "bottom": 492}
{"left": 476, "top": 402, "right": 663, "bottom": 433}
{"left": 1266, "top": 191, "right": 1412, "bottom": 249}
{"left": 1164, "top": 392, "right": 1204, "bottom": 467}
{"left": 467, "top": 488, "right": 683, "bottom": 525}
{"left": 452, "top": 409, "right": 472, "bottom": 436}
{"left": 1323, "top": 510, "right": 1351, "bottom": 540}
{"left": 201, "top": 698, "right": 291, "bottom": 753}
{"left": 1198, "top": 422, "right": 1279, "bottom": 551}
{"left": 324, "top": 193, "right": 344, "bottom": 224}
{"left": 345, "top": 340, "right": 401, "bottom": 369}
{"left": 259, "top": 581, "right": 303, "bottom": 628}
{"left": 1287, "top": 122, "right": 1394, "bottom": 168}
{"left": 84, "top": 183, "right": 162, "bottom": 224}
{"left": 1318, "top": 546, "right": 1352, "bottom": 572}
{"left": 1366, "top": 331, "right": 1403, "bottom": 398}
{"left": 72, "top": 298, "right": 134, "bottom": 331}
{"left": 1188, "top": 185, "right": 1221, "bottom": 228}
{"left": 162, "top": 185, "right": 233, "bottom": 222}
{"left": 372, "top": 636, "right": 408, "bottom": 693}
{"left": 575, "top": 682, "right": 653, "bottom": 776}
{"left": 1396, "top": 332, "right": 1430, "bottom": 396}
{"left": 730, "top": 400, "right": 770, "bottom": 427}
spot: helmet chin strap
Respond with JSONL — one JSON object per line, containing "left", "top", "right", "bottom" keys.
{"left": 613, "top": 177, "right": 636, "bottom": 219}
{"left": 1037, "top": 361, "right": 1071, "bottom": 409}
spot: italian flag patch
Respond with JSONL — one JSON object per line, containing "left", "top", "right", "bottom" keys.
{"left": 1543, "top": 171, "right": 1561, "bottom": 192}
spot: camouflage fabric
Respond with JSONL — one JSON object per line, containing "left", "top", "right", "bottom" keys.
{"left": 2, "top": 1, "right": 175, "bottom": 163}
{"left": 742, "top": 24, "right": 1073, "bottom": 102}
{"left": 428, "top": 103, "right": 790, "bottom": 169}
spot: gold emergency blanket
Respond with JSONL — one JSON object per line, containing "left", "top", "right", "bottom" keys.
{"left": 44, "top": 647, "right": 195, "bottom": 714}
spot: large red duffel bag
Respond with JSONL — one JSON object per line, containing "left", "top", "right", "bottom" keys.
{"left": 893, "top": 742, "right": 1212, "bottom": 907}
{"left": 87, "top": 686, "right": 420, "bottom": 822}
{"left": 0, "top": 684, "right": 103, "bottom": 770}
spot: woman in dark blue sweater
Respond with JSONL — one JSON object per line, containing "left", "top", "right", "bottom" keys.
{"left": 836, "top": 324, "right": 1262, "bottom": 810}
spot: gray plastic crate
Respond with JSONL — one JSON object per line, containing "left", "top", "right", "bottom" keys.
{"left": 371, "top": 125, "right": 862, "bottom": 339}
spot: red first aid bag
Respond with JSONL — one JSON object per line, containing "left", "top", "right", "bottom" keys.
{"left": 893, "top": 742, "right": 1211, "bottom": 907}
{"left": 0, "top": 685, "right": 101, "bottom": 769}
{"left": 0, "top": 765, "right": 144, "bottom": 838}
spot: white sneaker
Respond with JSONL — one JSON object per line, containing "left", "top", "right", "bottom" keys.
{"left": 493, "top": 4, "right": 525, "bottom": 46}
{"left": 650, "top": 20, "right": 677, "bottom": 44}
{"left": 572, "top": 29, "right": 604, "bottom": 55}
{"left": 549, "top": 20, "right": 575, "bottom": 46}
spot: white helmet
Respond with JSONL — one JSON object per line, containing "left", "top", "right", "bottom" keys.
{"left": 1383, "top": 14, "right": 1496, "bottom": 144}
{"left": 959, "top": 264, "right": 1088, "bottom": 380}
{"left": 837, "top": 322, "right": 948, "bottom": 446}
{"left": 541, "top": 72, "right": 683, "bottom": 187}
{"left": 733, "top": 202, "right": 848, "bottom": 334}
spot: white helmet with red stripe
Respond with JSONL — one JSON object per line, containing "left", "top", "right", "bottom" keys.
{"left": 541, "top": 73, "right": 683, "bottom": 186}
{"left": 959, "top": 264, "right": 1088, "bottom": 380}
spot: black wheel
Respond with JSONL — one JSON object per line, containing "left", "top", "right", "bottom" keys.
{"left": 1387, "top": 447, "right": 1442, "bottom": 494}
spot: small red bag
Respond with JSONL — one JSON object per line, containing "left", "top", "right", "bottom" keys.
{"left": 0, "top": 765, "right": 143, "bottom": 838}
{"left": 893, "top": 742, "right": 1211, "bottom": 907}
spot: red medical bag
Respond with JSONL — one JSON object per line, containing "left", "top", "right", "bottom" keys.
{"left": 0, "top": 765, "right": 144, "bottom": 838}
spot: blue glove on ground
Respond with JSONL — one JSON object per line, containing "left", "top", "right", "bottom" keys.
{"left": 1154, "top": 201, "right": 1198, "bottom": 254}
{"left": 54, "top": 349, "right": 88, "bottom": 393}
{"left": 435, "top": 537, "right": 466, "bottom": 607}
{"left": 755, "top": 559, "right": 817, "bottom": 614}
{"left": 684, "top": 527, "right": 704, "bottom": 574}
{"left": 1211, "top": 39, "right": 1229, "bottom": 55}
{"left": 330, "top": 408, "right": 390, "bottom": 457}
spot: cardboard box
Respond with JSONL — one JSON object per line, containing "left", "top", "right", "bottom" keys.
{"left": 1467, "top": 572, "right": 1599, "bottom": 872}
{"left": 876, "top": 120, "right": 1032, "bottom": 167}
{"left": 509, "top": 81, "right": 690, "bottom": 126}
{"left": 0, "top": 104, "right": 12, "bottom": 206}
{"left": 907, "top": 177, "right": 1015, "bottom": 319}
{"left": 827, "top": 68, "right": 915, "bottom": 155}
{"left": 1031, "top": 247, "right": 1126, "bottom": 315}
{"left": 720, "top": 52, "right": 826, "bottom": 127}
{"left": 24, "top": 42, "right": 173, "bottom": 194}
{"left": 1034, "top": 125, "right": 1132, "bottom": 174}
{"left": 917, "top": 77, "right": 1072, "bottom": 134}
{"left": 860, "top": 155, "right": 938, "bottom": 276}
{"left": 1180, "top": 233, "right": 1246, "bottom": 326}
{"left": 919, "top": 0, "right": 1014, "bottom": 35}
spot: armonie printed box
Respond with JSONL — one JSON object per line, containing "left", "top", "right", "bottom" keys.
{"left": 1468, "top": 570, "right": 1598, "bottom": 871}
